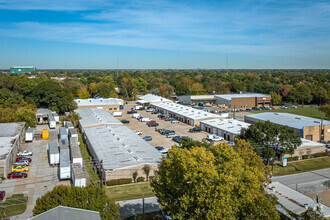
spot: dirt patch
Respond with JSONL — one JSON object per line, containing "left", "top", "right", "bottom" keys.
{"left": 306, "top": 189, "right": 330, "bottom": 206}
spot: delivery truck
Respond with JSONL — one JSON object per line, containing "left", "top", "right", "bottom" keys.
{"left": 112, "top": 111, "right": 122, "bottom": 117}
{"left": 25, "top": 127, "right": 34, "bottom": 142}
{"left": 48, "top": 141, "right": 59, "bottom": 166}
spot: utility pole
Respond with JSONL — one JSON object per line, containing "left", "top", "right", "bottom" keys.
{"left": 233, "top": 104, "right": 236, "bottom": 119}
{"left": 100, "top": 160, "right": 103, "bottom": 188}
{"left": 142, "top": 194, "right": 145, "bottom": 220}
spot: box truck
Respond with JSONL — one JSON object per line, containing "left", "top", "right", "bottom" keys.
{"left": 112, "top": 111, "right": 122, "bottom": 117}
{"left": 48, "top": 141, "right": 59, "bottom": 166}
{"left": 70, "top": 144, "right": 83, "bottom": 166}
{"left": 48, "top": 115, "right": 56, "bottom": 129}
{"left": 72, "top": 163, "right": 86, "bottom": 187}
{"left": 134, "top": 105, "right": 144, "bottom": 110}
{"left": 25, "top": 127, "right": 34, "bottom": 142}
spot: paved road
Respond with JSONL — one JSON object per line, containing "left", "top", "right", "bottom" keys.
{"left": 117, "top": 196, "right": 160, "bottom": 218}
{"left": 272, "top": 168, "right": 330, "bottom": 187}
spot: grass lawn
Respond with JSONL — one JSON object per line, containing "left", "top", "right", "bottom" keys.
{"left": 124, "top": 211, "right": 163, "bottom": 220}
{"left": 272, "top": 157, "right": 330, "bottom": 176}
{"left": 107, "top": 182, "right": 155, "bottom": 201}
{"left": 0, "top": 194, "right": 28, "bottom": 218}
{"left": 78, "top": 133, "right": 99, "bottom": 183}
{"left": 255, "top": 107, "right": 328, "bottom": 120}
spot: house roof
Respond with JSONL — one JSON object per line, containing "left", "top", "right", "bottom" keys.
{"left": 74, "top": 98, "right": 120, "bottom": 107}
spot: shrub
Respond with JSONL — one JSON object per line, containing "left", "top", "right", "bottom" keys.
{"left": 106, "top": 178, "right": 132, "bottom": 186}
{"left": 311, "top": 152, "right": 329, "bottom": 158}
{"left": 287, "top": 156, "right": 299, "bottom": 162}
{"left": 149, "top": 176, "right": 155, "bottom": 181}
{"left": 137, "top": 177, "right": 145, "bottom": 182}
{"left": 302, "top": 155, "right": 309, "bottom": 160}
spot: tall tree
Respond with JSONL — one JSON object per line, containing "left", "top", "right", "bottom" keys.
{"left": 151, "top": 141, "right": 279, "bottom": 219}
{"left": 290, "top": 84, "right": 312, "bottom": 107}
{"left": 270, "top": 91, "right": 282, "bottom": 105}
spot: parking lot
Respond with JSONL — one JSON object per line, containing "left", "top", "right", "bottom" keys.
{"left": 1, "top": 124, "right": 70, "bottom": 219}
{"left": 120, "top": 104, "right": 221, "bottom": 149}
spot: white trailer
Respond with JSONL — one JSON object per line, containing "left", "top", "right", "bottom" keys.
{"left": 48, "top": 141, "right": 59, "bottom": 166}
{"left": 60, "top": 144, "right": 71, "bottom": 180}
{"left": 25, "top": 127, "right": 34, "bottom": 142}
{"left": 68, "top": 128, "right": 78, "bottom": 139}
{"left": 112, "top": 111, "right": 122, "bottom": 117}
{"left": 49, "top": 115, "right": 56, "bottom": 129}
{"left": 52, "top": 112, "right": 59, "bottom": 122}
{"left": 70, "top": 143, "right": 83, "bottom": 166}
{"left": 71, "top": 163, "right": 86, "bottom": 187}
{"left": 59, "top": 127, "right": 68, "bottom": 140}
{"left": 134, "top": 105, "right": 144, "bottom": 110}
{"left": 132, "top": 113, "right": 140, "bottom": 118}
{"left": 139, "top": 117, "right": 151, "bottom": 122}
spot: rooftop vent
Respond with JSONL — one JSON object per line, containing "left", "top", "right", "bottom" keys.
{"left": 134, "top": 156, "right": 139, "bottom": 161}
{"left": 274, "top": 113, "right": 279, "bottom": 115}
{"left": 314, "top": 121, "right": 320, "bottom": 123}
{"left": 127, "top": 149, "right": 132, "bottom": 153}
{"left": 295, "top": 117, "right": 301, "bottom": 120}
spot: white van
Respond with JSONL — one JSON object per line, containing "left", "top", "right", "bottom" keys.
{"left": 112, "top": 111, "right": 122, "bottom": 117}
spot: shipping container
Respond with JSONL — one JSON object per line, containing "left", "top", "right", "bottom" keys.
{"left": 60, "top": 141, "right": 71, "bottom": 180}
{"left": 25, "top": 127, "right": 34, "bottom": 142}
{"left": 70, "top": 144, "right": 83, "bottom": 166}
{"left": 71, "top": 163, "right": 86, "bottom": 187}
{"left": 42, "top": 129, "right": 49, "bottom": 140}
{"left": 59, "top": 127, "right": 68, "bottom": 140}
{"left": 68, "top": 128, "right": 78, "bottom": 139}
{"left": 48, "top": 141, "right": 59, "bottom": 166}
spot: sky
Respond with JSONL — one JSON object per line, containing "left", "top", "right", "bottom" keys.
{"left": 0, "top": 0, "right": 329, "bottom": 69}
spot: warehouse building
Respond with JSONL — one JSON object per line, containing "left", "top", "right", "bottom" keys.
{"left": 36, "top": 108, "right": 59, "bottom": 125}
{"left": 75, "top": 108, "right": 123, "bottom": 132}
{"left": 83, "top": 126, "right": 162, "bottom": 182}
{"left": 10, "top": 66, "right": 36, "bottom": 74}
{"left": 282, "top": 139, "right": 326, "bottom": 160}
{"left": 178, "top": 93, "right": 271, "bottom": 108}
{"left": 245, "top": 113, "right": 330, "bottom": 142}
{"left": 151, "top": 102, "right": 221, "bottom": 126}
{"left": 74, "top": 98, "right": 120, "bottom": 112}
{"left": 200, "top": 119, "right": 250, "bottom": 141}
{"left": 137, "top": 94, "right": 173, "bottom": 106}
{"left": 0, "top": 122, "right": 25, "bottom": 177}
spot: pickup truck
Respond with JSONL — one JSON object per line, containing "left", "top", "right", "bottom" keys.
{"left": 166, "top": 132, "right": 177, "bottom": 138}
{"left": 205, "top": 135, "right": 224, "bottom": 142}
{"left": 17, "top": 150, "right": 33, "bottom": 156}
{"left": 134, "top": 130, "right": 143, "bottom": 135}
{"left": 148, "top": 123, "right": 159, "bottom": 127}
{"left": 189, "top": 127, "right": 201, "bottom": 133}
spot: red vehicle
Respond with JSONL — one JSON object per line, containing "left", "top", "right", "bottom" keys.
{"left": 146, "top": 120, "right": 156, "bottom": 125}
{"left": 7, "top": 172, "right": 27, "bottom": 179}
{"left": 0, "top": 191, "right": 5, "bottom": 201}
{"left": 16, "top": 157, "right": 32, "bottom": 163}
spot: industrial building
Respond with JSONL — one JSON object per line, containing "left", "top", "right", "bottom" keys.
{"left": 137, "top": 94, "right": 173, "bottom": 106}
{"left": 75, "top": 108, "right": 123, "bottom": 132}
{"left": 200, "top": 119, "right": 250, "bottom": 141}
{"left": 245, "top": 113, "right": 330, "bottom": 142}
{"left": 74, "top": 98, "right": 120, "bottom": 112}
{"left": 282, "top": 139, "right": 326, "bottom": 160}
{"left": 0, "top": 122, "right": 25, "bottom": 177}
{"left": 178, "top": 93, "right": 271, "bottom": 108}
{"left": 10, "top": 66, "right": 36, "bottom": 74}
{"left": 151, "top": 102, "right": 221, "bottom": 126}
{"left": 83, "top": 126, "right": 162, "bottom": 182}
{"left": 36, "top": 108, "right": 59, "bottom": 128}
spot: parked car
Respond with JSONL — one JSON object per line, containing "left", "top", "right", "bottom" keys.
{"left": 14, "top": 160, "right": 29, "bottom": 167}
{"left": 160, "top": 129, "right": 175, "bottom": 135}
{"left": 227, "top": 141, "right": 235, "bottom": 146}
{"left": 16, "top": 157, "right": 32, "bottom": 163}
{"left": 289, "top": 105, "right": 297, "bottom": 108}
{"left": 134, "top": 130, "right": 143, "bottom": 135}
{"left": 172, "top": 136, "right": 181, "bottom": 143}
{"left": 17, "top": 150, "right": 33, "bottom": 156}
{"left": 280, "top": 106, "right": 288, "bottom": 109}
{"left": 171, "top": 120, "right": 179, "bottom": 123}
{"left": 146, "top": 108, "right": 155, "bottom": 112}
{"left": 146, "top": 120, "right": 157, "bottom": 125}
{"left": 12, "top": 166, "right": 29, "bottom": 172}
{"left": 165, "top": 117, "right": 175, "bottom": 121}
{"left": 166, "top": 132, "right": 177, "bottom": 138}
{"left": 143, "top": 136, "right": 152, "bottom": 141}
{"left": 189, "top": 127, "right": 201, "bottom": 133}
{"left": 326, "top": 146, "right": 330, "bottom": 153}
{"left": 151, "top": 111, "right": 158, "bottom": 114}
{"left": 246, "top": 108, "right": 252, "bottom": 111}
{"left": 205, "top": 135, "right": 224, "bottom": 142}
{"left": 127, "top": 110, "right": 137, "bottom": 114}
{"left": 252, "top": 107, "right": 259, "bottom": 110}
{"left": 148, "top": 123, "right": 159, "bottom": 127}
{"left": 121, "top": 120, "right": 130, "bottom": 124}
{"left": 269, "top": 106, "right": 275, "bottom": 110}
{"left": 7, "top": 172, "right": 27, "bottom": 179}
{"left": 0, "top": 191, "right": 5, "bottom": 201}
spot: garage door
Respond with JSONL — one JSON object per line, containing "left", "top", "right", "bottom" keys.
{"left": 201, "top": 124, "right": 204, "bottom": 130}
{"left": 213, "top": 128, "right": 217, "bottom": 135}
{"left": 218, "top": 130, "right": 222, "bottom": 136}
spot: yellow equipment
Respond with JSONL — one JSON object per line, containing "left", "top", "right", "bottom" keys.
{"left": 42, "top": 129, "right": 49, "bottom": 139}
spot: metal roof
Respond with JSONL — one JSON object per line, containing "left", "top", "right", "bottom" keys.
{"left": 245, "top": 112, "right": 330, "bottom": 130}
{"left": 151, "top": 102, "right": 221, "bottom": 120}
{"left": 72, "top": 163, "right": 85, "bottom": 179}
{"left": 84, "top": 126, "right": 162, "bottom": 171}
{"left": 48, "top": 141, "right": 59, "bottom": 154}
{"left": 59, "top": 127, "right": 67, "bottom": 136}
{"left": 267, "top": 182, "right": 330, "bottom": 217}
{"left": 215, "top": 93, "right": 270, "bottom": 101}
{"left": 26, "top": 127, "right": 34, "bottom": 133}
{"left": 28, "top": 205, "right": 101, "bottom": 220}
{"left": 12, "top": 66, "right": 34, "bottom": 68}
{"left": 60, "top": 148, "right": 70, "bottom": 167}
{"left": 138, "top": 94, "right": 172, "bottom": 103}
{"left": 75, "top": 108, "right": 122, "bottom": 128}
{"left": 0, "top": 122, "right": 25, "bottom": 160}
{"left": 201, "top": 118, "right": 250, "bottom": 135}
{"left": 74, "top": 98, "right": 120, "bottom": 107}
{"left": 71, "top": 144, "right": 82, "bottom": 159}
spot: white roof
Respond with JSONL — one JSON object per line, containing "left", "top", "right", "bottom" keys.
{"left": 299, "top": 138, "right": 326, "bottom": 148}
{"left": 11, "top": 66, "right": 34, "bottom": 68}
{"left": 75, "top": 108, "right": 122, "bottom": 128}
{"left": 151, "top": 102, "right": 221, "bottom": 120}
{"left": 84, "top": 126, "right": 162, "bottom": 171}
{"left": 201, "top": 118, "right": 250, "bottom": 135}
{"left": 138, "top": 94, "right": 172, "bottom": 103}
{"left": 267, "top": 182, "right": 330, "bottom": 217}
{"left": 0, "top": 123, "right": 25, "bottom": 161}
{"left": 74, "top": 98, "right": 120, "bottom": 107}
{"left": 215, "top": 93, "right": 270, "bottom": 101}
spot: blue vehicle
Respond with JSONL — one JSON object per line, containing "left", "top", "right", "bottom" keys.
{"left": 120, "top": 105, "right": 124, "bottom": 110}
{"left": 143, "top": 136, "right": 152, "bottom": 141}
{"left": 246, "top": 108, "right": 252, "bottom": 111}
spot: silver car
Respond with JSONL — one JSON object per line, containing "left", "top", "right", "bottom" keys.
{"left": 14, "top": 160, "right": 29, "bottom": 167}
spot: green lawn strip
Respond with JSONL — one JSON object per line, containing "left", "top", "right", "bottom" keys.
{"left": 78, "top": 133, "right": 99, "bottom": 183}
{"left": 106, "top": 182, "right": 155, "bottom": 201}
{"left": 0, "top": 194, "right": 28, "bottom": 218}
{"left": 273, "top": 157, "right": 330, "bottom": 176}
{"left": 124, "top": 211, "right": 163, "bottom": 220}
{"left": 254, "top": 107, "right": 328, "bottom": 120}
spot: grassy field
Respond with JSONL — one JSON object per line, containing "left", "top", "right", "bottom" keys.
{"left": 78, "top": 133, "right": 99, "bottom": 183}
{"left": 255, "top": 107, "right": 328, "bottom": 120}
{"left": 0, "top": 194, "right": 27, "bottom": 218}
{"left": 273, "top": 157, "right": 330, "bottom": 176}
{"left": 106, "top": 182, "right": 155, "bottom": 201}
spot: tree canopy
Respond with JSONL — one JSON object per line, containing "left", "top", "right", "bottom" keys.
{"left": 33, "top": 185, "right": 120, "bottom": 220}
{"left": 151, "top": 139, "right": 279, "bottom": 219}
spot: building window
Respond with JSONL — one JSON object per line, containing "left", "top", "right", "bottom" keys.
{"left": 305, "top": 135, "right": 312, "bottom": 140}
{"left": 114, "top": 108, "right": 117, "bottom": 110}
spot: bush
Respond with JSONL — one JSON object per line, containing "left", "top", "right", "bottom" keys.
{"left": 106, "top": 178, "right": 132, "bottom": 186}
{"left": 302, "top": 155, "right": 309, "bottom": 160}
{"left": 287, "top": 156, "right": 299, "bottom": 162}
{"left": 149, "top": 176, "right": 155, "bottom": 181}
{"left": 311, "top": 152, "right": 329, "bottom": 158}
{"left": 137, "top": 177, "right": 145, "bottom": 182}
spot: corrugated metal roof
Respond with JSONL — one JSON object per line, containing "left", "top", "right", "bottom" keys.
{"left": 201, "top": 118, "right": 250, "bottom": 135}
{"left": 48, "top": 141, "right": 59, "bottom": 154}
{"left": 215, "top": 93, "right": 270, "bottom": 100}
{"left": 75, "top": 108, "right": 122, "bottom": 128}
{"left": 72, "top": 163, "right": 85, "bottom": 179}
{"left": 0, "top": 122, "right": 25, "bottom": 160}
{"left": 74, "top": 98, "right": 120, "bottom": 107}
{"left": 71, "top": 144, "right": 82, "bottom": 159}
{"left": 138, "top": 94, "right": 172, "bottom": 103}
{"left": 245, "top": 112, "right": 330, "bottom": 130}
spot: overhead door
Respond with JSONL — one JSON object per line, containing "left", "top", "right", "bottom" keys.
{"left": 201, "top": 124, "right": 204, "bottom": 130}
{"left": 213, "top": 128, "right": 217, "bottom": 135}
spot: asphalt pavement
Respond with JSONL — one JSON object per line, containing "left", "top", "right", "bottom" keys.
{"left": 117, "top": 196, "right": 160, "bottom": 219}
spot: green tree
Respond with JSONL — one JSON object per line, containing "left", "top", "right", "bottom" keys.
{"left": 77, "top": 87, "right": 90, "bottom": 99}
{"left": 0, "top": 88, "right": 24, "bottom": 108}
{"left": 270, "top": 91, "right": 282, "bottom": 105}
{"left": 151, "top": 140, "right": 279, "bottom": 219}
{"left": 318, "top": 103, "right": 330, "bottom": 118}
{"left": 239, "top": 121, "right": 301, "bottom": 168}
{"left": 179, "top": 136, "right": 213, "bottom": 150}
{"left": 312, "top": 86, "right": 329, "bottom": 105}
{"left": 33, "top": 185, "right": 120, "bottom": 220}
{"left": 15, "top": 106, "right": 36, "bottom": 127}
{"left": 290, "top": 84, "right": 312, "bottom": 107}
